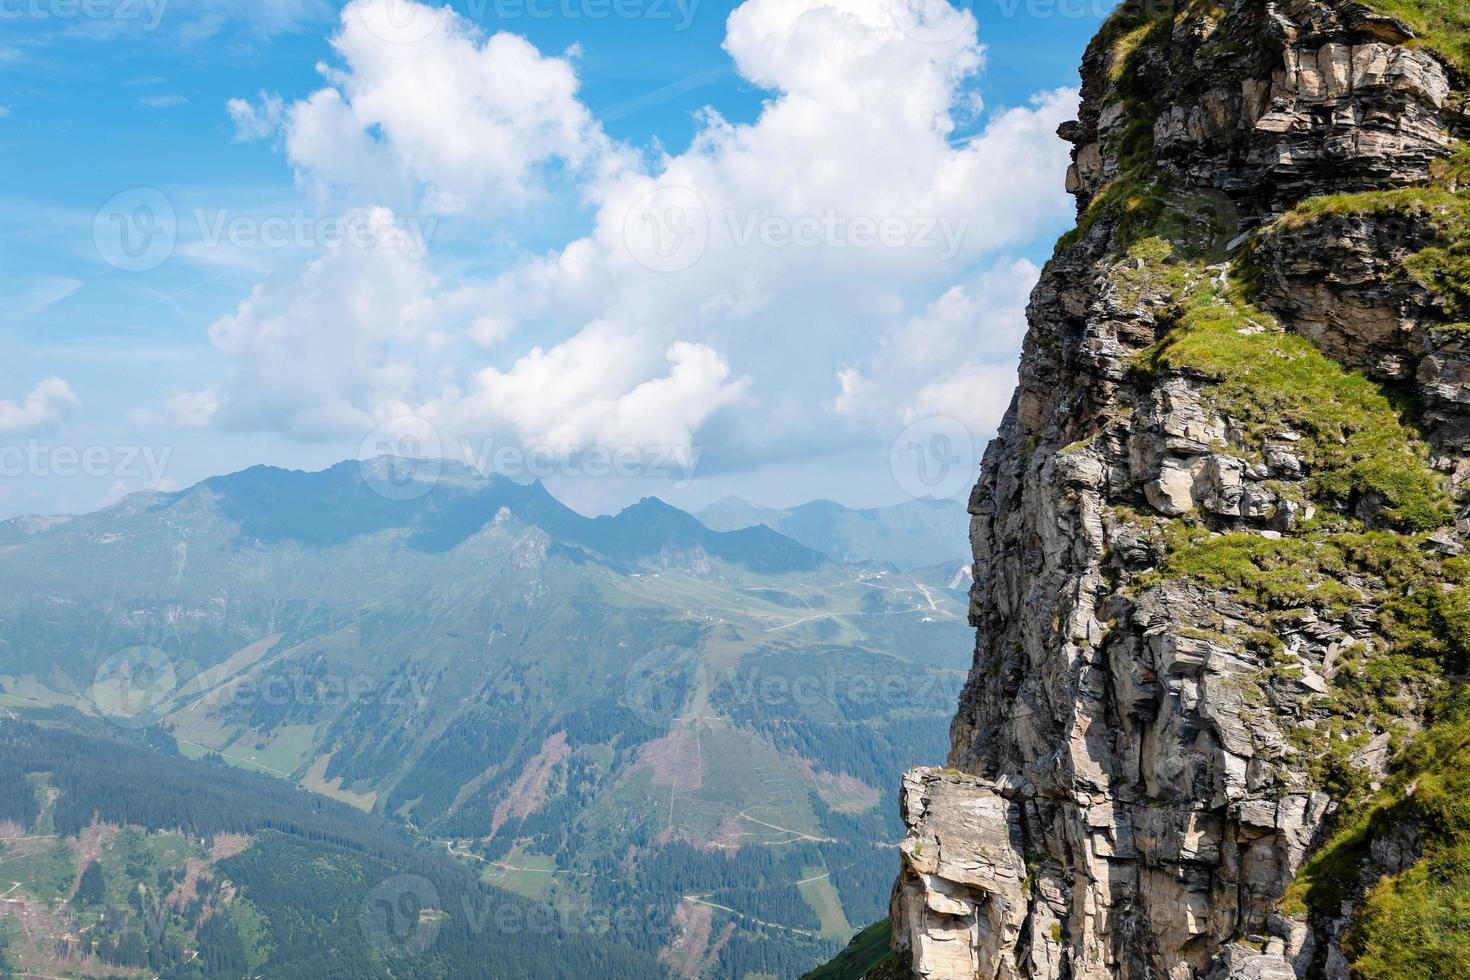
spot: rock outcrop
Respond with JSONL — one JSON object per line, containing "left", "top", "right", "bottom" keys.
{"left": 888, "top": 1, "right": 1470, "bottom": 977}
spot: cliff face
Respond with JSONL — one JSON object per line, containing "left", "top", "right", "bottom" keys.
{"left": 890, "top": 2, "right": 1470, "bottom": 977}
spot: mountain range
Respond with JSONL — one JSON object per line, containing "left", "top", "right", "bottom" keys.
{"left": 695, "top": 495, "right": 970, "bottom": 571}
{"left": 0, "top": 457, "right": 973, "bottom": 977}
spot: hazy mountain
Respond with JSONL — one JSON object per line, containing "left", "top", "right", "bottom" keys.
{"left": 695, "top": 495, "right": 970, "bottom": 569}
{"left": 0, "top": 458, "right": 971, "bottom": 977}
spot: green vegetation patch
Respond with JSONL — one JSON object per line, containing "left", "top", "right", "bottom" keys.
{"left": 1363, "top": 0, "right": 1470, "bottom": 76}
{"left": 800, "top": 919, "right": 894, "bottom": 980}
{"left": 0, "top": 837, "right": 76, "bottom": 903}
{"left": 1286, "top": 694, "right": 1470, "bottom": 975}
{"left": 1117, "top": 237, "right": 1466, "bottom": 813}
{"left": 1133, "top": 242, "right": 1452, "bottom": 531}
{"left": 1057, "top": 0, "right": 1239, "bottom": 258}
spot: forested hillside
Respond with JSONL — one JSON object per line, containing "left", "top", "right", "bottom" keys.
{"left": 0, "top": 719, "right": 664, "bottom": 977}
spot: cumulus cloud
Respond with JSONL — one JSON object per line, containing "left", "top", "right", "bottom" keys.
{"left": 429, "top": 325, "right": 749, "bottom": 453}
{"left": 831, "top": 258, "right": 1039, "bottom": 437}
{"left": 0, "top": 378, "right": 79, "bottom": 434}
{"left": 265, "top": 0, "right": 623, "bottom": 214}
{"left": 200, "top": 0, "right": 1076, "bottom": 498}
{"left": 202, "top": 207, "right": 440, "bottom": 440}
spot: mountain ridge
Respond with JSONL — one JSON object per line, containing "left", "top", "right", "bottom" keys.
{"left": 696, "top": 494, "right": 970, "bottom": 570}
{"left": 1, "top": 457, "right": 829, "bottom": 574}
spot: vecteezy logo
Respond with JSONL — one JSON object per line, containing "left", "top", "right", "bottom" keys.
{"left": 890, "top": 415, "right": 974, "bottom": 501}
{"left": 355, "top": 0, "right": 446, "bottom": 44}
{"left": 92, "top": 188, "right": 177, "bottom": 272}
{"left": 90, "top": 646, "right": 179, "bottom": 728}
{"left": 620, "top": 645, "right": 700, "bottom": 727}
{"left": 622, "top": 186, "right": 709, "bottom": 273}
{"left": 358, "top": 416, "right": 444, "bottom": 501}
{"left": 890, "top": 0, "right": 973, "bottom": 45}
{"left": 359, "top": 875, "right": 442, "bottom": 958}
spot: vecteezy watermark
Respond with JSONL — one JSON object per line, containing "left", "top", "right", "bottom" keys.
{"left": 888, "top": 0, "right": 974, "bottom": 45}
{"left": 457, "top": 438, "right": 704, "bottom": 488}
{"left": 620, "top": 645, "right": 701, "bottom": 726}
{"left": 890, "top": 415, "right": 975, "bottom": 501}
{"left": 359, "top": 877, "right": 669, "bottom": 956}
{"left": 353, "top": 0, "right": 699, "bottom": 44}
{"left": 0, "top": 0, "right": 168, "bottom": 30}
{"left": 984, "top": 0, "right": 1169, "bottom": 19}
{"left": 93, "top": 190, "right": 439, "bottom": 272}
{"left": 93, "top": 188, "right": 177, "bottom": 273}
{"left": 193, "top": 209, "right": 438, "bottom": 259}
{"left": 358, "top": 417, "right": 445, "bottom": 502}
{"left": 716, "top": 663, "right": 963, "bottom": 714}
{"left": 353, "top": 0, "right": 448, "bottom": 44}
{"left": 888, "top": 0, "right": 1136, "bottom": 44}
{"left": 360, "top": 875, "right": 443, "bottom": 958}
{"left": 622, "top": 187, "right": 970, "bottom": 273}
{"left": 480, "top": 0, "right": 697, "bottom": 29}
{"left": 726, "top": 210, "right": 968, "bottom": 259}
{"left": 90, "top": 646, "right": 180, "bottom": 729}
{"left": 0, "top": 441, "right": 172, "bottom": 485}
{"left": 622, "top": 186, "right": 709, "bottom": 273}
{"left": 356, "top": 415, "right": 706, "bottom": 501}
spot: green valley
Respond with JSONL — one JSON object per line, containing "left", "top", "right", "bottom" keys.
{"left": 0, "top": 459, "right": 971, "bottom": 977}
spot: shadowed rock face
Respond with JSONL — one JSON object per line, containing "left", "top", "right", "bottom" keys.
{"left": 886, "top": 1, "right": 1470, "bottom": 977}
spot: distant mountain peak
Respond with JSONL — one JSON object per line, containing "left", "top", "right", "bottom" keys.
{"left": 696, "top": 494, "right": 968, "bottom": 569}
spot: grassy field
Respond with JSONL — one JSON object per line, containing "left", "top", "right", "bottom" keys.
{"left": 797, "top": 866, "right": 853, "bottom": 938}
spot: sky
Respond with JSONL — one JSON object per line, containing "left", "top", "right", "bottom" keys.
{"left": 0, "top": 0, "right": 1114, "bottom": 520}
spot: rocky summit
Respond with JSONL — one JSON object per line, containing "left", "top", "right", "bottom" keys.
{"left": 885, "top": 1, "right": 1470, "bottom": 978}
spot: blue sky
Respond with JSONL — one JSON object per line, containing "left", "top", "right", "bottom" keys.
{"left": 0, "top": 0, "right": 1112, "bottom": 519}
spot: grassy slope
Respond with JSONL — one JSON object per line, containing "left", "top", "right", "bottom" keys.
{"left": 799, "top": 919, "right": 893, "bottom": 979}
{"left": 1367, "top": 0, "right": 1470, "bottom": 75}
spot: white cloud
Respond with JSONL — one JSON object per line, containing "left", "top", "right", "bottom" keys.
{"left": 0, "top": 106, "right": 10, "bottom": 118}
{"left": 271, "top": 0, "right": 623, "bottom": 214}
{"left": 139, "top": 94, "right": 188, "bottom": 109}
{"left": 0, "top": 378, "right": 79, "bottom": 434}
{"left": 200, "top": 0, "right": 1075, "bottom": 499}
{"left": 227, "top": 93, "right": 285, "bottom": 141}
{"left": 832, "top": 258, "right": 1039, "bottom": 437}
{"left": 202, "top": 207, "right": 439, "bottom": 440}
{"left": 465, "top": 0, "right": 1074, "bottom": 463}
{"left": 430, "top": 325, "right": 748, "bottom": 453}
{"left": 165, "top": 390, "right": 221, "bottom": 429}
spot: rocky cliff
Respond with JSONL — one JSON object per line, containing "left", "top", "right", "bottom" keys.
{"left": 888, "top": 1, "right": 1470, "bottom": 977}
